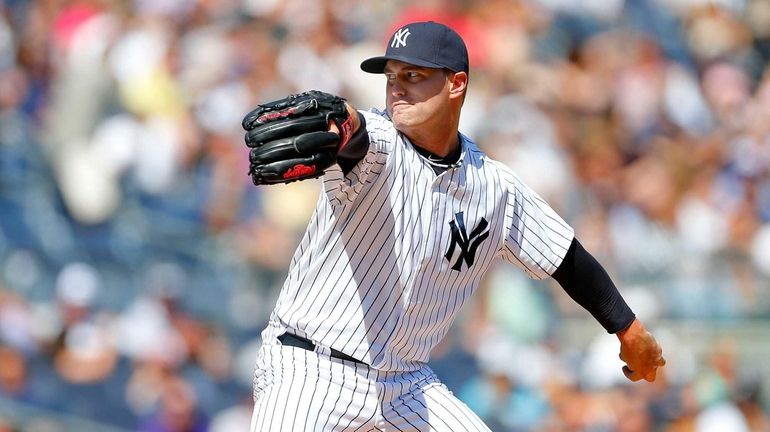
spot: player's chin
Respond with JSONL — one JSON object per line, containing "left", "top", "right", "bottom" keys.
{"left": 391, "top": 112, "right": 417, "bottom": 131}
{"left": 393, "top": 121, "right": 416, "bottom": 137}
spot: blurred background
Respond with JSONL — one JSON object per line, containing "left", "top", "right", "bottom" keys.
{"left": 0, "top": 0, "right": 769, "bottom": 430}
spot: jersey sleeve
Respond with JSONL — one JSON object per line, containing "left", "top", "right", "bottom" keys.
{"left": 321, "top": 109, "right": 394, "bottom": 205}
{"left": 499, "top": 172, "right": 575, "bottom": 279}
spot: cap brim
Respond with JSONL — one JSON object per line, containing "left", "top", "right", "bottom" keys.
{"left": 360, "top": 55, "right": 447, "bottom": 74}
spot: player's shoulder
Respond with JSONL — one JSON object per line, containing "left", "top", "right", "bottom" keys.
{"left": 461, "top": 135, "right": 520, "bottom": 188}
{"left": 360, "top": 108, "right": 395, "bottom": 134}
{"left": 462, "top": 135, "right": 511, "bottom": 175}
{"left": 351, "top": 108, "right": 399, "bottom": 157}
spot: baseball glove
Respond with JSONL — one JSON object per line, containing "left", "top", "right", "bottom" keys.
{"left": 241, "top": 90, "right": 353, "bottom": 185}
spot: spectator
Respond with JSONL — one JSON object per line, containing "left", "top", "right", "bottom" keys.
{"left": 0, "top": 0, "right": 769, "bottom": 429}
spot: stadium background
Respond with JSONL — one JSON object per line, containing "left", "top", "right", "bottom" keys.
{"left": 1, "top": 0, "right": 770, "bottom": 430}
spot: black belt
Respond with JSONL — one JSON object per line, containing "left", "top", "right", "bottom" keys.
{"left": 278, "top": 333, "right": 363, "bottom": 364}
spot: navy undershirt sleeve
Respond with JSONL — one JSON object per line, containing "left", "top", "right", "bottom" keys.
{"left": 551, "top": 238, "right": 636, "bottom": 334}
{"left": 337, "top": 112, "right": 369, "bottom": 175}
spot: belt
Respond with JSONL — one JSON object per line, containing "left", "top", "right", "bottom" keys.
{"left": 278, "top": 333, "right": 363, "bottom": 364}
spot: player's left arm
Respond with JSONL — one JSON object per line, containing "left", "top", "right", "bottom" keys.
{"left": 330, "top": 104, "right": 371, "bottom": 175}
{"left": 551, "top": 238, "right": 666, "bottom": 382}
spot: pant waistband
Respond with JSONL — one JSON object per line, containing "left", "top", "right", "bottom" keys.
{"left": 278, "top": 332, "right": 364, "bottom": 364}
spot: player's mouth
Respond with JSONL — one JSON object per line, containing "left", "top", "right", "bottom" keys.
{"left": 390, "top": 101, "right": 411, "bottom": 112}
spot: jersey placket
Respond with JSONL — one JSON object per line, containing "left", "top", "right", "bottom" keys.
{"left": 406, "top": 165, "right": 462, "bottom": 310}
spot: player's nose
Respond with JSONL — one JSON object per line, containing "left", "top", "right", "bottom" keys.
{"left": 388, "top": 80, "right": 406, "bottom": 97}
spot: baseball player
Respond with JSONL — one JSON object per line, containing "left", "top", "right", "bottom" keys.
{"left": 243, "top": 21, "right": 665, "bottom": 431}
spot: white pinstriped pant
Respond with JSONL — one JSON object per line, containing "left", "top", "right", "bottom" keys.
{"left": 250, "top": 340, "right": 491, "bottom": 432}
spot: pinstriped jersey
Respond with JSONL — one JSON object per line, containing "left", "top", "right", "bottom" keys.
{"left": 262, "top": 109, "right": 575, "bottom": 372}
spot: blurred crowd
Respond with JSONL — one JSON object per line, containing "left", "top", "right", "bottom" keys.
{"left": 1, "top": 0, "right": 770, "bottom": 430}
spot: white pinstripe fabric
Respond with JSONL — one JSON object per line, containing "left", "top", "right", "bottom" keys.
{"left": 252, "top": 109, "right": 574, "bottom": 430}
{"left": 260, "top": 109, "right": 574, "bottom": 371}
{"left": 251, "top": 340, "right": 491, "bottom": 432}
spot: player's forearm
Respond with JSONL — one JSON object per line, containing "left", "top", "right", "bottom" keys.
{"left": 551, "top": 238, "right": 636, "bottom": 333}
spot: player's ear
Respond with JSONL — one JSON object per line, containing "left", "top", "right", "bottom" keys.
{"left": 448, "top": 71, "right": 467, "bottom": 101}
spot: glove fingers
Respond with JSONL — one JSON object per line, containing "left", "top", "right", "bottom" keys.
{"left": 250, "top": 151, "right": 337, "bottom": 185}
{"left": 241, "top": 97, "right": 319, "bottom": 130}
{"left": 250, "top": 131, "right": 340, "bottom": 164}
{"left": 245, "top": 114, "right": 327, "bottom": 147}
{"left": 249, "top": 137, "right": 295, "bottom": 165}
{"left": 294, "top": 131, "right": 340, "bottom": 153}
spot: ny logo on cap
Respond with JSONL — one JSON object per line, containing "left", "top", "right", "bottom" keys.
{"left": 391, "top": 28, "right": 411, "bottom": 48}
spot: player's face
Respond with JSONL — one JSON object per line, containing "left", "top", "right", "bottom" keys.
{"left": 384, "top": 61, "right": 453, "bottom": 132}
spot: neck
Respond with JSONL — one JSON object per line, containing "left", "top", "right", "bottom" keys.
{"left": 403, "top": 110, "right": 461, "bottom": 157}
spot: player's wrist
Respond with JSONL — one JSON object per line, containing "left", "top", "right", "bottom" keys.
{"left": 615, "top": 318, "right": 642, "bottom": 340}
{"left": 338, "top": 103, "right": 360, "bottom": 150}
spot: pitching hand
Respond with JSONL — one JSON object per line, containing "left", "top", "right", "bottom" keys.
{"left": 616, "top": 319, "right": 665, "bottom": 382}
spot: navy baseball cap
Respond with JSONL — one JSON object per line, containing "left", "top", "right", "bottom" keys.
{"left": 360, "top": 21, "right": 469, "bottom": 74}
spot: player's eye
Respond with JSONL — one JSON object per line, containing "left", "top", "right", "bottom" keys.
{"left": 384, "top": 71, "right": 422, "bottom": 83}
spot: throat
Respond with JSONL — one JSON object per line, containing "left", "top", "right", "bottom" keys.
{"left": 413, "top": 141, "right": 462, "bottom": 174}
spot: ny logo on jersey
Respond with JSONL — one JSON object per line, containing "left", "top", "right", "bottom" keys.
{"left": 391, "top": 28, "right": 411, "bottom": 48}
{"left": 444, "top": 212, "right": 490, "bottom": 271}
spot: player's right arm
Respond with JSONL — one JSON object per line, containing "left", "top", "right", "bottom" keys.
{"left": 497, "top": 173, "right": 665, "bottom": 382}
{"left": 551, "top": 238, "right": 666, "bottom": 382}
